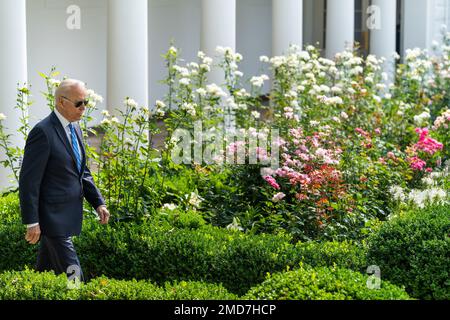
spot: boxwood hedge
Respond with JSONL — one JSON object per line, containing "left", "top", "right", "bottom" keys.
{"left": 366, "top": 204, "right": 450, "bottom": 300}
{"left": 243, "top": 264, "right": 411, "bottom": 300}
{"left": 0, "top": 193, "right": 366, "bottom": 296}
{"left": 0, "top": 269, "right": 237, "bottom": 300}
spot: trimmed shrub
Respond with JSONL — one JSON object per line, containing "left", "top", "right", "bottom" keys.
{"left": 154, "top": 208, "right": 207, "bottom": 230}
{"left": 76, "top": 221, "right": 292, "bottom": 295}
{"left": 78, "top": 277, "right": 166, "bottom": 300}
{"left": 75, "top": 220, "right": 219, "bottom": 281}
{"left": 209, "top": 232, "right": 293, "bottom": 295}
{"left": 243, "top": 265, "right": 411, "bottom": 300}
{"left": 286, "top": 240, "right": 367, "bottom": 272}
{"left": 0, "top": 192, "right": 20, "bottom": 224}
{"left": 0, "top": 269, "right": 237, "bottom": 300}
{"left": 0, "top": 269, "right": 77, "bottom": 300}
{"left": 0, "top": 211, "right": 369, "bottom": 296}
{"left": 366, "top": 204, "right": 450, "bottom": 300}
{"left": 162, "top": 281, "right": 238, "bottom": 300}
{"left": 0, "top": 193, "right": 370, "bottom": 296}
{"left": 77, "top": 222, "right": 369, "bottom": 295}
{"left": 0, "top": 221, "right": 37, "bottom": 271}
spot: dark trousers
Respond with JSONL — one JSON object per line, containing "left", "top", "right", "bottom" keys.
{"left": 36, "top": 235, "right": 84, "bottom": 282}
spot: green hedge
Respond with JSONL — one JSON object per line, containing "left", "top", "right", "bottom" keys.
{"left": 0, "top": 269, "right": 237, "bottom": 300}
{"left": 77, "top": 221, "right": 368, "bottom": 295}
{"left": 366, "top": 204, "right": 450, "bottom": 300}
{"left": 154, "top": 208, "right": 207, "bottom": 230}
{"left": 243, "top": 264, "right": 411, "bottom": 300}
{"left": 0, "top": 193, "right": 20, "bottom": 224}
{"left": 0, "top": 194, "right": 37, "bottom": 271}
{"left": 0, "top": 269, "right": 78, "bottom": 300}
{"left": 0, "top": 266, "right": 411, "bottom": 300}
{"left": 286, "top": 240, "right": 367, "bottom": 272}
{"left": 75, "top": 221, "right": 292, "bottom": 295}
{"left": 0, "top": 193, "right": 366, "bottom": 296}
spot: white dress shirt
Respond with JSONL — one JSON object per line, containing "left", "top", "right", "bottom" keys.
{"left": 26, "top": 109, "right": 82, "bottom": 228}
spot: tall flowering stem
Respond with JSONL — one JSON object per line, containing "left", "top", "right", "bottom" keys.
{"left": 0, "top": 84, "right": 32, "bottom": 188}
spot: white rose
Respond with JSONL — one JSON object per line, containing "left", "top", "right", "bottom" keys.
{"left": 234, "top": 53, "right": 243, "bottom": 62}
{"left": 111, "top": 117, "right": 120, "bottom": 124}
{"left": 179, "top": 78, "right": 190, "bottom": 86}
{"left": 215, "top": 46, "right": 226, "bottom": 55}
{"left": 200, "top": 64, "right": 211, "bottom": 72}
{"left": 156, "top": 100, "right": 166, "bottom": 109}
{"left": 162, "top": 203, "right": 177, "bottom": 211}
{"left": 233, "top": 71, "right": 243, "bottom": 77}
{"left": 48, "top": 79, "right": 61, "bottom": 87}
{"left": 156, "top": 109, "right": 165, "bottom": 117}
{"left": 251, "top": 111, "right": 261, "bottom": 119}
{"left": 124, "top": 98, "right": 138, "bottom": 108}
{"left": 196, "top": 88, "right": 207, "bottom": 96}
{"left": 197, "top": 51, "right": 205, "bottom": 59}
{"left": 202, "top": 57, "right": 213, "bottom": 65}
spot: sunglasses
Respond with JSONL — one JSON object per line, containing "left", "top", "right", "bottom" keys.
{"left": 62, "top": 96, "right": 89, "bottom": 108}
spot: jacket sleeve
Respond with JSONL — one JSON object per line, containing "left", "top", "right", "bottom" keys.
{"left": 19, "top": 126, "right": 50, "bottom": 225}
{"left": 82, "top": 162, "right": 106, "bottom": 210}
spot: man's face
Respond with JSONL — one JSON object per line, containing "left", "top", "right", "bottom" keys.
{"left": 58, "top": 86, "right": 87, "bottom": 122}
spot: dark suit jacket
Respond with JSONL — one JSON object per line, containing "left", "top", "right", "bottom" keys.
{"left": 19, "top": 111, "right": 105, "bottom": 237}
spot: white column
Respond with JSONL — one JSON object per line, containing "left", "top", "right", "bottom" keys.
{"left": 370, "top": 0, "right": 397, "bottom": 79}
{"left": 272, "top": 0, "right": 303, "bottom": 56}
{"left": 403, "top": 0, "right": 428, "bottom": 53}
{"left": 107, "top": 0, "right": 148, "bottom": 114}
{"left": 326, "top": 0, "right": 355, "bottom": 58}
{"left": 0, "top": 0, "right": 27, "bottom": 191}
{"left": 201, "top": 0, "right": 236, "bottom": 129}
{"left": 426, "top": 0, "right": 449, "bottom": 51}
{"left": 201, "top": 0, "right": 236, "bottom": 86}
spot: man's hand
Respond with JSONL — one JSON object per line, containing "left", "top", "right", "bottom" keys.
{"left": 25, "top": 225, "right": 41, "bottom": 245}
{"left": 96, "top": 205, "right": 110, "bottom": 224}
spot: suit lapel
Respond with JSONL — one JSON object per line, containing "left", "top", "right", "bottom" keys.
{"left": 50, "top": 112, "right": 82, "bottom": 174}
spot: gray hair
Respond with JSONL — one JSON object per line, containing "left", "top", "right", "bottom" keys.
{"left": 54, "top": 79, "right": 86, "bottom": 105}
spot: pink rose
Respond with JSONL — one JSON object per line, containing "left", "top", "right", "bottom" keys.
{"left": 408, "top": 156, "right": 426, "bottom": 171}
{"left": 263, "top": 175, "right": 280, "bottom": 190}
{"left": 272, "top": 192, "right": 286, "bottom": 202}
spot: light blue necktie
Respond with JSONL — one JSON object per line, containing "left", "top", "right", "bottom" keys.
{"left": 68, "top": 123, "right": 82, "bottom": 173}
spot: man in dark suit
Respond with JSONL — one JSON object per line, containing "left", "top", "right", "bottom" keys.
{"left": 19, "top": 79, "right": 110, "bottom": 281}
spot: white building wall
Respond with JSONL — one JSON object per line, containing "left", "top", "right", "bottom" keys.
{"left": 236, "top": 0, "right": 272, "bottom": 94}
{"left": 403, "top": 0, "right": 450, "bottom": 53}
{"left": 26, "top": 0, "right": 107, "bottom": 127}
{"left": 403, "top": 0, "right": 428, "bottom": 50}
{"left": 18, "top": 0, "right": 450, "bottom": 122}
{"left": 148, "top": 0, "right": 201, "bottom": 109}
{"left": 24, "top": 0, "right": 273, "bottom": 118}
{"left": 108, "top": 0, "right": 148, "bottom": 114}
{"left": 1, "top": 0, "right": 449, "bottom": 192}
{"left": 426, "top": 0, "right": 450, "bottom": 49}
{"left": 148, "top": 0, "right": 274, "bottom": 105}
{"left": 0, "top": 0, "right": 28, "bottom": 190}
